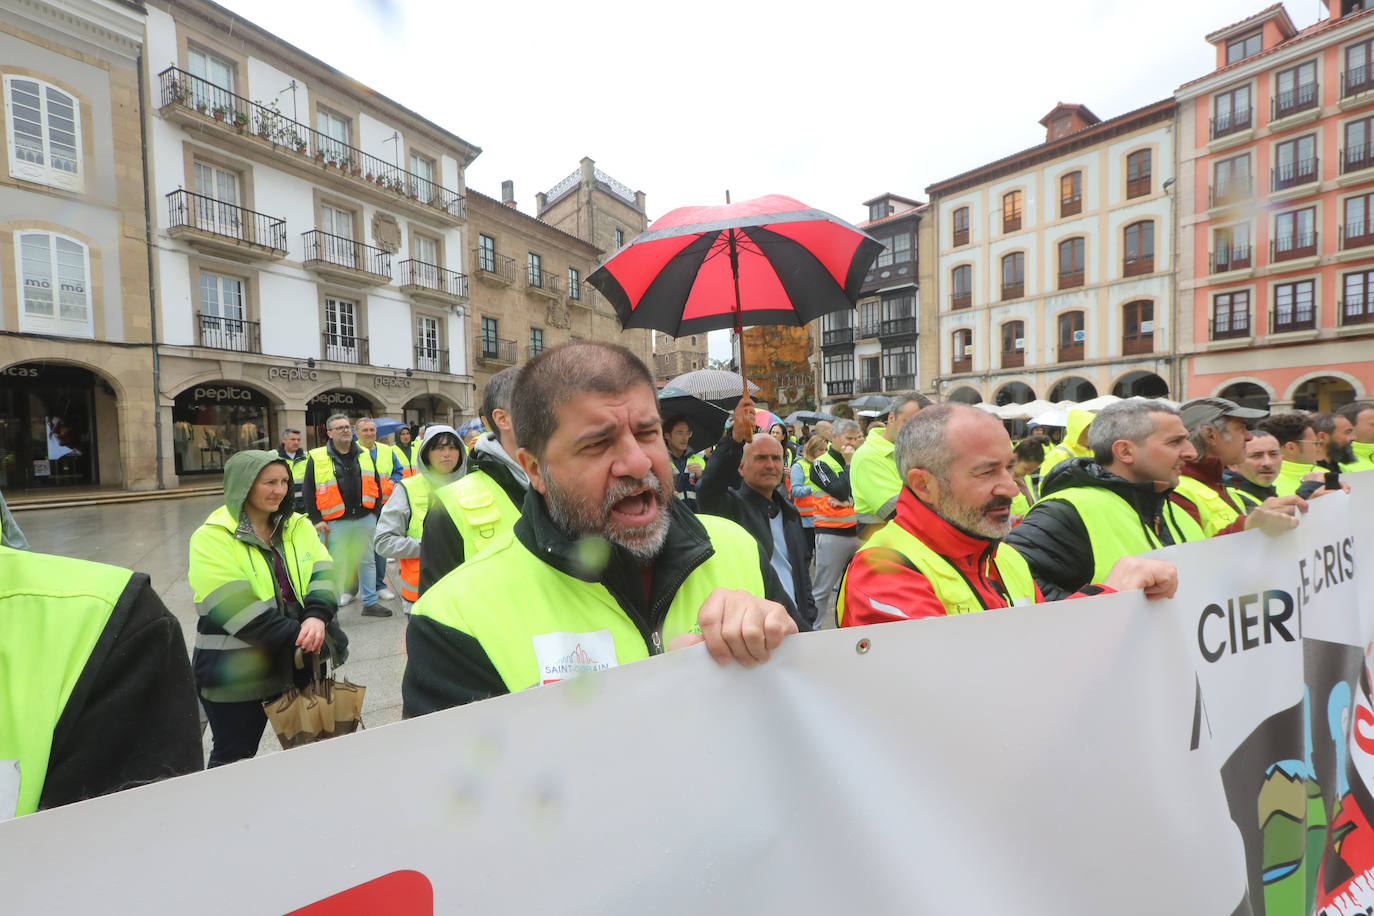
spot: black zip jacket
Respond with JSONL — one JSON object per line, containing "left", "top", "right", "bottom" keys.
{"left": 416, "top": 449, "right": 528, "bottom": 597}
{"left": 402, "top": 490, "right": 792, "bottom": 715}
{"left": 1222, "top": 470, "right": 1276, "bottom": 506}
{"left": 40, "top": 571, "right": 203, "bottom": 810}
{"left": 697, "top": 435, "right": 817, "bottom": 625}
{"left": 1003, "top": 457, "right": 1196, "bottom": 602}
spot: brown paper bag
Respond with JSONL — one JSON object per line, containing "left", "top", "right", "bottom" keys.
{"left": 263, "top": 655, "right": 365, "bottom": 749}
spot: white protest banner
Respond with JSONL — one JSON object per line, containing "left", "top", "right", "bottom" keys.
{"left": 0, "top": 582, "right": 1246, "bottom": 913}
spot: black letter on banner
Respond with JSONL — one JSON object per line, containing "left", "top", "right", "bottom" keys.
{"left": 1199, "top": 604, "right": 1227, "bottom": 663}
{"left": 1262, "top": 590, "right": 1295, "bottom": 644}
{"left": 1239, "top": 593, "right": 1261, "bottom": 651}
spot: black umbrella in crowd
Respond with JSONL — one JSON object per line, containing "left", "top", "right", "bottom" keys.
{"left": 657, "top": 387, "right": 729, "bottom": 453}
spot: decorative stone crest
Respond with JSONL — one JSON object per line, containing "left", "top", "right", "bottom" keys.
{"left": 370, "top": 212, "right": 402, "bottom": 254}
{"left": 546, "top": 302, "right": 571, "bottom": 330}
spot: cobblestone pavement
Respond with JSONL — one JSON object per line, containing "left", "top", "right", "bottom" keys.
{"left": 13, "top": 495, "right": 409, "bottom": 763}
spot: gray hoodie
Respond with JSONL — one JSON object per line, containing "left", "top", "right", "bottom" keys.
{"left": 374, "top": 424, "right": 466, "bottom": 560}
{"left": 0, "top": 492, "right": 28, "bottom": 550}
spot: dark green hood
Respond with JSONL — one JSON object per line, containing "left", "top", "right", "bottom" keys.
{"left": 222, "top": 449, "right": 291, "bottom": 522}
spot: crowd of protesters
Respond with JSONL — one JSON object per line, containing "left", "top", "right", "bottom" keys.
{"left": 3, "top": 337, "right": 1371, "bottom": 819}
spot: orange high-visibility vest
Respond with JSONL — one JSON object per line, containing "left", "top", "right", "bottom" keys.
{"left": 309, "top": 446, "right": 380, "bottom": 520}
{"left": 395, "top": 474, "right": 433, "bottom": 602}
{"left": 792, "top": 459, "right": 816, "bottom": 519}
{"left": 393, "top": 443, "right": 417, "bottom": 479}
{"left": 810, "top": 452, "right": 857, "bottom": 530}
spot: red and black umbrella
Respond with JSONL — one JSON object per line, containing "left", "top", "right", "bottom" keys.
{"left": 587, "top": 195, "right": 883, "bottom": 386}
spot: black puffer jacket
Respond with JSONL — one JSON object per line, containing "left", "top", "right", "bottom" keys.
{"left": 1003, "top": 457, "right": 1196, "bottom": 601}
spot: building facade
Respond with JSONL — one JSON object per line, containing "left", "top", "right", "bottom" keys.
{"left": 818, "top": 193, "right": 925, "bottom": 411}
{"left": 466, "top": 184, "right": 647, "bottom": 400}
{"left": 740, "top": 324, "right": 812, "bottom": 412}
{"left": 653, "top": 331, "right": 710, "bottom": 381}
{"left": 925, "top": 101, "right": 1178, "bottom": 407}
{"left": 1176, "top": 0, "right": 1374, "bottom": 411}
{"left": 0, "top": 0, "right": 154, "bottom": 492}
{"left": 145, "top": 0, "right": 482, "bottom": 481}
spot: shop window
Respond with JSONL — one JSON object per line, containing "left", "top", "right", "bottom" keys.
{"left": 17, "top": 231, "right": 92, "bottom": 338}
{"left": 173, "top": 383, "right": 271, "bottom": 474}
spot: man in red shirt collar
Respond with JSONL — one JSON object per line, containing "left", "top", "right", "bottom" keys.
{"left": 839, "top": 404, "right": 1178, "bottom": 626}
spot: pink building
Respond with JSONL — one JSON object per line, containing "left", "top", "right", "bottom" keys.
{"left": 1177, "top": 0, "right": 1374, "bottom": 411}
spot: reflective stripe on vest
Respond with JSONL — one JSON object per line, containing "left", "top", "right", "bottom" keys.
{"left": 309, "top": 446, "right": 380, "bottom": 520}
{"left": 792, "top": 459, "right": 816, "bottom": 518}
{"left": 836, "top": 522, "right": 1036, "bottom": 625}
{"left": 1031, "top": 485, "right": 1205, "bottom": 584}
{"left": 410, "top": 516, "right": 764, "bottom": 693}
{"left": 1172, "top": 474, "right": 1243, "bottom": 538}
{"left": 434, "top": 471, "right": 522, "bottom": 559}
{"left": 0, "top": 546, "right": 130, "bottom": 818}
{"left": 397, "top": 474, "right": 434, "bottom": 602}
{"left": 811, "top": 452, "right": 856, "bottom": 529}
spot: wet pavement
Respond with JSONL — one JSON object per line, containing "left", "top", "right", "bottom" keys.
{"left": 12, "top": 495, "right": 409, "bottom": 762}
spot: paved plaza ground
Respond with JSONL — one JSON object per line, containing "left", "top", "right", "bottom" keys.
{"left": 12, "top": 494, "right": 410, "bottom": 763}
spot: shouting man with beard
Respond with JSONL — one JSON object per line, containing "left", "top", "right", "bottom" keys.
{"left": 402, "top": 342, "right": 799, "bottom": 713}
{"left": 839, "top": 405, "right": 1178, "bottom": 625}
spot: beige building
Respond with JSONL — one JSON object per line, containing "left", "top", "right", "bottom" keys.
{"left": 466, "top": 183, "right": 648, "bottom": 398}
{"left": 653, "top": 331, "right": 710, "bottom": 381}
{"left": 0, "top": 0, "right": 156, "bottom": 493}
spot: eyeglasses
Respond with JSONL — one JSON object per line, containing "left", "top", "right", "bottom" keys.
{"left": 329, "top": 424, "right": 352, "bottom": 433}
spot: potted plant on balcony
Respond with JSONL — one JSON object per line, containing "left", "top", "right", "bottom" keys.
{"left": 195, "top": 99, "right": 207, "bottom": 114}
{"left": 365, "top": 171, "right": 374, "bottom": 182}
{"left": 234, "top": 111, "right": 249, "bottom": 132}
{"left": 212, "top": 104, "right": 228, "bottom": 122}
{"left": 314, "top": 150, "right": 326, "bottom": 164}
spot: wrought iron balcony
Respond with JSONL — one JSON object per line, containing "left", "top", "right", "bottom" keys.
{"left": 881, "top": 316, "right": 917, "bottom": 337}
{"left": 168, "top": 189, "right": 287, "bottom": 260}
{"left": 322, "top": 332, "right": 369, "bottom": 365}
{"left": 1272, "top": 82, "right": 1319, "bottom": 120}
{"left": 477, "top": 335, "right": 517, "bottom": 364}
{"left": 1210, "top": 313, "right": 1251, "bottom": 340}
{"left": 858, "top": 375, "right": 881, "bottom": 393}
{"left": 414, "top": 345, "right": 449, "bottom": 374}
{"left": 472, "top": 247, "right": 516, "bottom": 285}
{"left": 1343, "top": 64, "right": 1373, "bottom": 99}
{"left": 859, "top": 322, "right": 880, "bottom": 338}
{"left": 399, "top": 260, "right": 468, "bottom": 303}
{"left": 1271, "top": 157, "right": 1319, "bottom": 191}
{"left": 525, "top": 267, "right": 561, "bottom": 298}
{"left": 1209, "top": 245, "right": 1252, "bottom": 273}
{"left": 1342, "top": 296, "right": 1374, "bottom": 325}
{"left": 1341, "top": 221, "right": 1374, "bottom": 250}
{"left": 1270, "top": 309, "right": 1317, "bottom": 334}
{"left": 825, "top": 379, "right": 855, "bottom": 397}
{"left": 198, "top": 314, "right": 261, "bottom": 353}
{"left": 302, "top": 230, "right": 391, "bottom": 285}
{"left": 1270, "top": 232, "right": 1318, "bottom": 262}
{"left": 822, "top": 327, "right": 855, "bottom": 346}
{"left": 1210, "top": 107, "right": 1253, "bottom": 139}
{"left": 1342, "top": 143, "right": 1372, "bottom": 174}
{"left": 157, "top": 67, "right": 466, "bottom": 221}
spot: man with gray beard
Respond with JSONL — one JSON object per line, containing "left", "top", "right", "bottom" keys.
{"left": 402, "top": 342, "right": 798, "bottom": 713}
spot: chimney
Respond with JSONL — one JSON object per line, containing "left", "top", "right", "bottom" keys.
{"left": 1038, "top": 103, "right": 1100, "bottom": 143}
{"left": 501, "top": 180, "right": 515, "bottom": 207}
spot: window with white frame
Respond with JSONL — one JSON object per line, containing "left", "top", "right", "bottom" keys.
{"left": 199, "top": 272, "right": 248, "bottom": 350}
{"left": 186, "top": 46, "right": 235, "bottom": 112}
{"left": 318, "top": 203, "right": 356, "bottom": 267}
{"left": 411, "top": 233, "right": 439, "bottom": 290}
{"left": 324, "top": 297, "right": 359, "bottom": 359}
{"left": 416, "top": 314, "right": 441, "bottom": 371}
{"left": 191, "top": 161, "right": 241, "bottom": 238}
{"left": 17, "top": 232, "right": 92, "bottom": 337}
{"left": 316, "top": 106, "right": 350, "bottom": 164}
{"left": 409, "top": 152, "right": 435, "bottom": 201}
{"left": 4, "top": 76, "right": 82, "bottom": 191}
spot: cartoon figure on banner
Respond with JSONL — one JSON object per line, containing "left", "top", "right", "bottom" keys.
{"left": 1316, "top": 644, "right": 1374, "bottom": 915}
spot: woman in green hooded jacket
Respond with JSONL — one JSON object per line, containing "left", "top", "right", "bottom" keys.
{"left": 188, "top": 450, "right": 345, "bottom": 766}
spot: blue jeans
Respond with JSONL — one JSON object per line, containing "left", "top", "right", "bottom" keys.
{"left": 328, "top": 514, "right": 377, "bottom": 606}
{"left": 375, "top": 549, "right": 388, "bottom": 592}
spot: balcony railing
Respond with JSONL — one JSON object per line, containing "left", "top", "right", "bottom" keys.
{"left": 302, "top": 230, "right": 391, "bottom": 279}
{"left": 1209, "top": 179, "right": 1253, "bottom": 207}
{"left": 1272, "top": 157, "right": 1319, "bottom": 191}
{"left": 952, "top": 227, "right": 969, "bottom": 246}
{"left": 1270, "top": 310, "right": 1317, "bottom": 334}
{"left": 859, "top": 322, "right": 880, "bottom": 338}
{"left": 885, "top": 374, "right": 916, "bottom": 389}
{"left": 1001, "top": 350, "right": 1024, "bottom": 369}
{"left": 414, "top": 345, "right": 449, "bottom": 374}
{"left": 1001, "top": 281, "right": 1024, "bottom": 301}
{"left": 822, "top": 327, "right": 855, "bottom": 346}
{"left": 1210, "top": 107, "right": 1253, "bottom": 139}
{"left": 1057, "top": 343, "right": 1084, "bottom": 362}
{"left": 1123, "top": 254, "right": 1154, "bottom": 277}
{"left": 168, "top": 189, "right": 286, "bottom": 251}
{"left": 399, "top": 260, "right": 468, "bottom": 299}
{"left": 322, "top": 332, "right": 369, "bottom": 365}
{"left": 1342, "top": 65, "right": 1373, "bottom": 99}
{"left": 950, "top": 291, "right": 971, "bottom": 310}
{"left": 1210, "top": 312, "right": 1252, "bottom": 340}
{"left": 1271, "top": 232, "right": 1318, "bottom": 262}
{"left": 1122, "top": 334, "right": 1154, "bottom": 356}
{"left": 478, "top": 335, "right": 517, "bottom": 363}
{"left": 1342, "top": 296, "right": 1374, "bottom": 325}
{"left": 198, "top": 313, "right": 261, "bottom": 353}
{"left": 825, "top": 379, "right": 855, "bottom": 396}
{"left": 1342, "top": 221, "right": 1374, "bottom": 250}
{"left": 1060, "top": 194, "right": 1082, "bottom": 217}
{"left": 1273, "top": 82, "right": 1319, "bottom": 120}
{"left": 157, "top": 67, "right": 466, "bottom": 219}
{"left": 1058, "top": 268, "right": 1084, "bottom": 290}
{"left": 1210, "top": 244, "right": 1252, "bottom": 273}
{"left": 473, "top": 248, "right": 516, "bottom": 283}
{"left": 858, "top": 375, "right": 881, "bottom": 393}
{"left": 526, "top": 267, "right": 560, "bottom": 295}
{"left": 1342, "top": 143, "right": 1373, "bottom": 174}
{"left": 880, "top": 316, "right": 917, "bottom": 337}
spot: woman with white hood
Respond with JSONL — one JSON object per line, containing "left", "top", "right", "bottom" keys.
{"left": 374, "top": 424, "right": 466, "bottom": 614}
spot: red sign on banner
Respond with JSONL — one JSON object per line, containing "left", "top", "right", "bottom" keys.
{"left": 288, "top": 870, "right": 432, "bottom": 915}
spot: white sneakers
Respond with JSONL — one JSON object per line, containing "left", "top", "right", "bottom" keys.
{"left": 378, "top": 587, "right": 397, "bottom": 600}
{"left": 339, "top": 591, "right": 355, "bottom": 605}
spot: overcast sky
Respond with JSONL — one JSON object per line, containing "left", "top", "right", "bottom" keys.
{"left": 216, "top": 0, "right": 1326, "bottom": 361}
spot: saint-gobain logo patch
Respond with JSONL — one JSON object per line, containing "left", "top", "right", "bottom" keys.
{"left": 532, "top": 630, "right": 617, "bottom": 685}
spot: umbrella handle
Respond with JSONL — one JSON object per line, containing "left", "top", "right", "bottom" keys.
{"left": 727, "top": 228, "right": 747, "bottom": 398}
